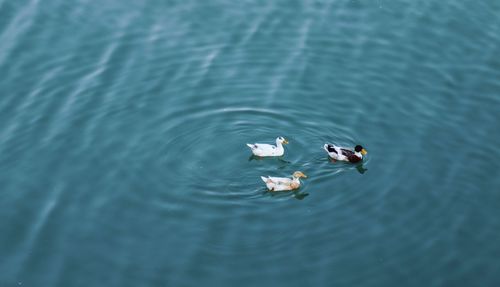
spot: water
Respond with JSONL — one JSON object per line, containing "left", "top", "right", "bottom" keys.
{"left": 1, "top": 0, "right": 500, "bottom": 286}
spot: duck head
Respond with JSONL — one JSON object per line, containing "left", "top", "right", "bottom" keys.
{"left": 292, "top": 171, "right": 307, "bottom": 179}
{"left": 276, "top": 137, "right": 289, "bottom": 145}
{"left": 355, "top": 145, "right": 368, "bottom": 155}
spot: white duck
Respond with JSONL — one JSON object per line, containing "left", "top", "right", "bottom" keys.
{"left": 246, "top": 137, "right": 288, "bottom": 157}
{"left": 261, "top": 171, "right": 307, "bottom": 191}
{"left": 323, "top": 144, "right": 367, "bottom": 163}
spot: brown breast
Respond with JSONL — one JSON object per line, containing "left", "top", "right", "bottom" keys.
{"left": 347, "top": 154, "right": 361, "bottom": 163}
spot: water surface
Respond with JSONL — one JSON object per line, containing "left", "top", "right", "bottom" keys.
{"left": 1, "top": 0, "right": 500, "bottom": 286}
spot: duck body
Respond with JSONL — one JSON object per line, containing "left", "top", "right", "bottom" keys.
{"left": 261, "top": 171, "right": 307, "bottom": 191}
{"left": 323, "top": 144, "right": 367, "bottom": 163}
{"left": 247, "top": 137, "right": 288, "bottom": 157}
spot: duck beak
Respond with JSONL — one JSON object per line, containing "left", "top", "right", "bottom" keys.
{"left": 361, "top": 149, "right": 367, "bottom": 155}
{"left": 283, "top": 139, "right": 289, "bottom": 144}
{"left": 301, "top": 173, "right": 307, "bottom": 178}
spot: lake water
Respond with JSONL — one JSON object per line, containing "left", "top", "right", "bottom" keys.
{"left": 1, "top": 0, "right": 500, "bottom": 286}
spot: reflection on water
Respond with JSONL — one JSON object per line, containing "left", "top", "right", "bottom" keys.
{"left": 265, "top": 189, "right": 310, "bottom": 201}
{"left": 248, "top": 154, "right": 291, "bottom": 164}
{"left": 355, "top": 163, "right": 368, "bottom": 174}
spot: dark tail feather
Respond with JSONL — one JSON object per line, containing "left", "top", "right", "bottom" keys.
{"left": 324, "top": 144, "right": 337, "bottom": 153}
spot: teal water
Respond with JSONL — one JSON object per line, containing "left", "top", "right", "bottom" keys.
{"left": 1, "top": 0, "right": 500, "bottom": 286}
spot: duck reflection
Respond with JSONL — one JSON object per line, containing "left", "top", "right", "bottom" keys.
{"left": 264, "top": 189, "right": 309, "bottom": 200}
{"left": 355, "top": 163, "right": 368, "bottom": 174}
{"left": 248, "top": 154, "right": 291, "bottom": 164}
{"left": 328, "top": 156, "right": 368, "bottom": 175}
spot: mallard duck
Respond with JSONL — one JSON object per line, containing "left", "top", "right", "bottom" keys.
{"left": 261, "top": 171, "right": 307, "bottom": 191}
{"left": 323, "top": 144, "right": 367, "bottom": 163}
{"left": 246, "top": 137, "right": 288, "bottom": 157}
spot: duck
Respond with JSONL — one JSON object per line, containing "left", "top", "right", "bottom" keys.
{"left": 323, "top": 144, "right": 367, "bottom": 163}
{"left": 261, "top": 171, "right": 307, "bottom": 191}
{"left": 246, "top": 137, "right": 288, "bottom": 157}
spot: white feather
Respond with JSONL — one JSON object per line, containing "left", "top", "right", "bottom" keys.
{"left": 323, "top": 143, "right": 364, "bottom": 162}
{"left": 247, "top": 137, "right": 287, "bottom": 157}
{"left": 261, "top": 172, "right": 306, "bottom": 191}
